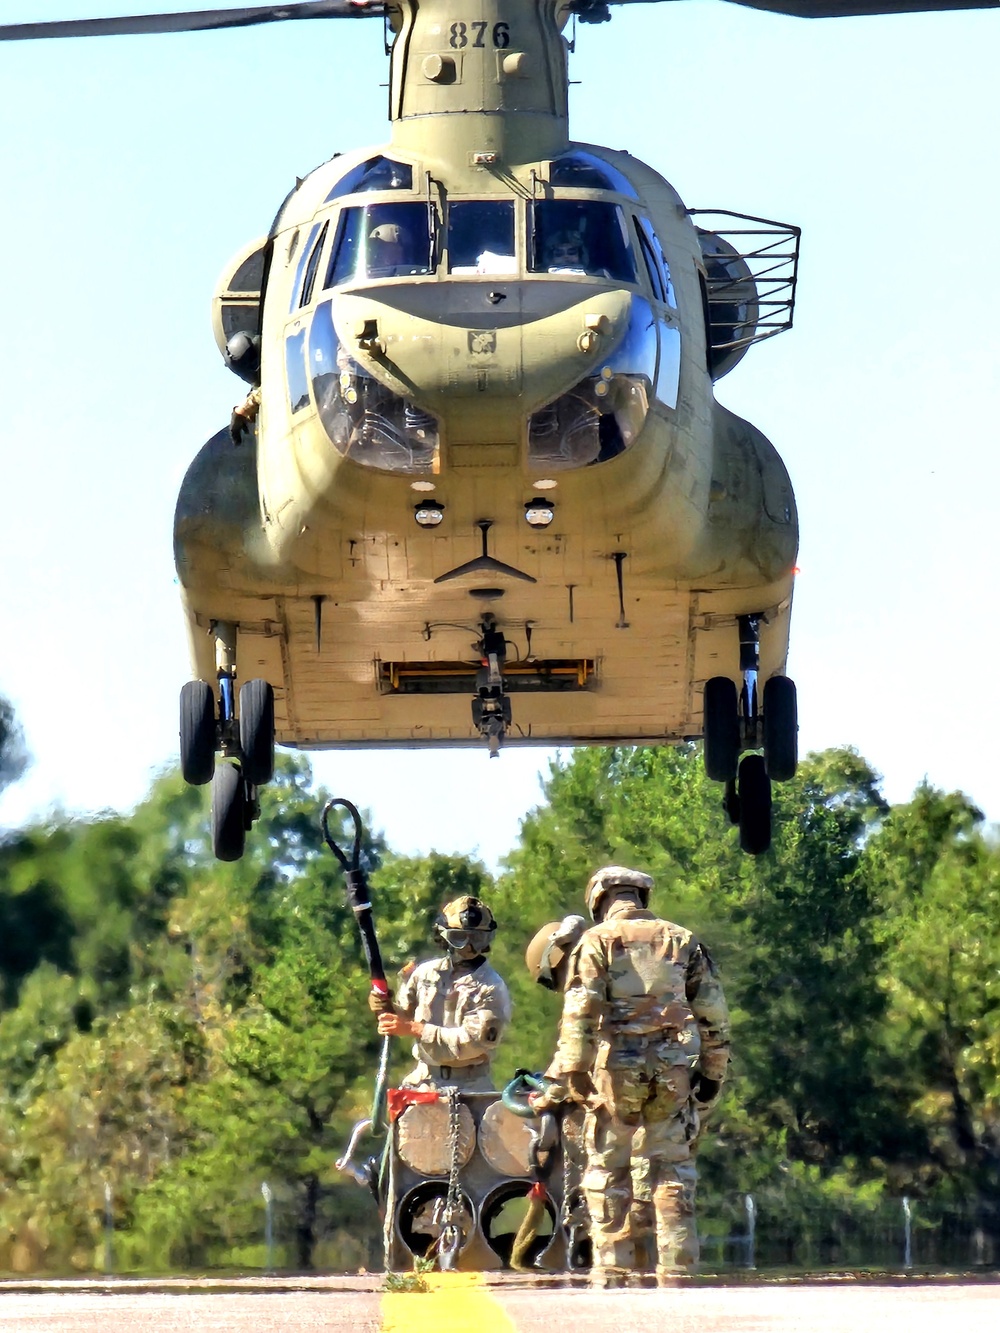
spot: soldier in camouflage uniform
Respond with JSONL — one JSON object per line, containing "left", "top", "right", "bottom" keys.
{"left": 532, "top": 866, "right": 730, "bottom": 1286}
{"left": 374, "top": 895, "right": 511, "bottom": 1092}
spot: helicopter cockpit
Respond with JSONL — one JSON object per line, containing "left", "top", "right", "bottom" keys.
{"left": 278, "top": 145, "right": 685, "bottom": 476}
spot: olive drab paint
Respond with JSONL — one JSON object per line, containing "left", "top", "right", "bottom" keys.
{"left": 172, "top": 0, "right": 798, "bottom": 760}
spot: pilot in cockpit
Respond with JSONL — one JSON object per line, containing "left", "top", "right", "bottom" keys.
{"left": 545, "top": 229, "right": 589, "bottom": 274}
{"left": 368, "top": 222, "right": 412, "bottom": 277}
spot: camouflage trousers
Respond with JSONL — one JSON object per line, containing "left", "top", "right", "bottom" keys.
{"left": 582, "top": 1061, "right": 700, "bottom": 1281}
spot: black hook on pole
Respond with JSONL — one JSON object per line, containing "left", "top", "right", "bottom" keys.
{"left": 321, "top": 797, "right": 389, "bottom": 996}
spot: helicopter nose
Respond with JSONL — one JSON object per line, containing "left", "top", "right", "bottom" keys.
{"left": 332, "top": 282, "right": 637, "bottom": 445}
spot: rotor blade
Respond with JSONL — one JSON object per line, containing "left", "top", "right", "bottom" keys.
{"left": 0, "top": 2, "right": 385, "bottom": 42}
{"left": 720, "top": 1, "right": 998, "bottom": 17}
{"left": 592, "top": 0, "right": 997, "bottom": 15}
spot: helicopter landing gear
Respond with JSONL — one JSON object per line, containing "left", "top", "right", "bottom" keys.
{"left": 762, "top": 674, "right": 797, "bottom": 782}
{"left": 239, "top": 677, "right": 275, "bottom": 787}
{"left": 211, "top": 760, "right": 258, "bottom": 862}
{"left": 471, "top": 616, "right": 511, "bottom": 757}
{"left": 736, "top": 753, "right": 772, "bottom": 855}
{"left": 177, "top": 620, "right": 276, "bottom": 860}
{"left": 703, "top": 614, "right": 797, "bottom": 856}
{"left": 703, "top": 676, "right": 740, "bottom": 782}
{"left": 180, "top": 679, "right": 216, "bottom": 786}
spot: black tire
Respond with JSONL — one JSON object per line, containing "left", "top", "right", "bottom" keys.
{"left": 738, "top": 754, "right": 772, "bottom": 856}
{"left": 722, "top": 778, "right": 740, "bottom": 826}
{"left": 703, "top": 676, "right": 740, "bottom": 782}
{"left": 179, "top": 680, "right": 216, "bottom": 786}
{"left": 763, "top": 676, "right": 798, "bottom": 782}
{"left": 239, "top": 678, "right": 275, "bottom": 787}
{"left": 212, "top": 762, "right": 247, "bottom": 862}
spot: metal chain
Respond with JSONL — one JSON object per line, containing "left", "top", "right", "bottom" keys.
{"left": 560, "top": 1115, "right": 587, "bottom": 1267}
{"left": 560, "top": 1126, "right": 573, "bottom": 1229}
{"left": 438, "top": 1086, "right": 464, "bottom": 1269}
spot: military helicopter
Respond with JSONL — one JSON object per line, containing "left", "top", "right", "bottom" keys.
{"left": 5, "top": 1, "right": 990, "bottom": 863}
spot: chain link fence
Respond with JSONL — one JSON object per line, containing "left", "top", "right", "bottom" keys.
{"left": 72, "top": 1178, "right": 1000, "bottom": 1278}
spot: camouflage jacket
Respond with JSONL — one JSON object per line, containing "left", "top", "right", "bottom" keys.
{"left": 546, "top": 902, "right": 730, "bottom": 1083}
{"left": 396, "top": 955, "right": 512, "bottom": 1070}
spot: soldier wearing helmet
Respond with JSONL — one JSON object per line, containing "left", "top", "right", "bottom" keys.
{"left": 368, "top": 222, "right": 410, "bottom": 275}
{"left": 376, "top": 895, "right": 511, "bottom": 1092}
{"left": 543, "top": 229, "right": 589, "bottom": 272}
{"left": 532, "top": 866, "right": 730, "bottom": 1286}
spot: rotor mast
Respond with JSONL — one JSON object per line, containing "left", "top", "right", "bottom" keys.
{"left": 387, "top": 0, "right": 572, "bottom": 165}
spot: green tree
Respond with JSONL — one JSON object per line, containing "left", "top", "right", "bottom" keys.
{"left": 498, "top": 745, "right": 899, "bottom": 1201}
{"left": 865, "top": 786, "right": 1000, "bottom": 1198}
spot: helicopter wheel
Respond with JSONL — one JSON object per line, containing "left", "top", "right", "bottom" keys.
{"left": 703, "top": 676, "right": 740, "bottom": 782}
{"left": 179, "top": 680, "right": 216, "bottom": 786}
{"left": 763, "top": 676, "right": 797, "bottom": 782}
{"left": 239, "top": 678, "right": 275, "bottom": 787}
{"left": 212, "top": 761, "right": 247, "bottom": 862}
{"left": 722, "top": 777, "right": 740, "bottom": 826}
{"left": 737, "top": 754, "right": 772, "bottom": 856}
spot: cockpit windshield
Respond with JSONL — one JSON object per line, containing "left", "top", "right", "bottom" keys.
{"left": 448, "top": 201, "right": 516, "bottom": 275}
{"left": 549, "top": 151, "right": 639, "bottom": 198}
{"left": 529, "top": 200, "right": 636, "bottom": 283}
{"left": 323, "top": 155, "right": 413, "bottom": 203}
{"left": 325, "top": 202, "right": 433, "bottom": 285}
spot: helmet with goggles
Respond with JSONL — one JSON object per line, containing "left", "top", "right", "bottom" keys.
{"left": 433, "top": 895, "right": 497, "bottom": 956}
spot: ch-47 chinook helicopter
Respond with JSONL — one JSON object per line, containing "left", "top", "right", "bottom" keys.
{"left": 6, "top": 1, "right": 992, "bottom": 863}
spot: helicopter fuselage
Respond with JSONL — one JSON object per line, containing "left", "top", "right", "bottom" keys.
{"left": 174, "top": 0, "right": 797, "bottom": 750}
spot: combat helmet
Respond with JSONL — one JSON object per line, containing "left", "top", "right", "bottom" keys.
{"left": 434, "top": 895, "right": 497, "bottom": 958}
{"left": 524, "top": 915, "right": 587, "bottom": 991}
{"left": 584, "top": 865, "right": 654, "bottom": 921}
{"left": 369, "top": 222, "right": 404, "bottom": 246}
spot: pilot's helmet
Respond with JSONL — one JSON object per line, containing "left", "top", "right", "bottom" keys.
{"left": 547, "top": 229, "right": 588, "bottom": 268}
{"left": 370, "top": 223, "right": 404, "bottom": 247}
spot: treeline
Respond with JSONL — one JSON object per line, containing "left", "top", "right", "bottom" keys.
{"left": 0, "top": 727, "right": 998, "bottom": 1272}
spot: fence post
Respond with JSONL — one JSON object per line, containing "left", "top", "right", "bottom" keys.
{"left": 744, "top": 1193, "right": 757, "bottom": 1270}
{"left": 261, "top": 1182, "right": 274, "bottom": 1272}
{"left": 103, "top": 1181, "right": 114, "bottom": 1274}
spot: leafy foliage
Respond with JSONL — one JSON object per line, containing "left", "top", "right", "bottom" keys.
{"left": 0, "top": 742, "right": 998, "bottom": 1272}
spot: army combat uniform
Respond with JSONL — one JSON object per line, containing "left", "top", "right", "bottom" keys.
{"left": 395, "top": 954, "right": 512, "bottom": 1092}
{"left": 546, "top": 897, "right": 730, "bottom": 1279}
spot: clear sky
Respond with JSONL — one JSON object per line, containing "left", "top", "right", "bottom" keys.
{"left": 1, "top": 1, "right": 997, "bottom": 868}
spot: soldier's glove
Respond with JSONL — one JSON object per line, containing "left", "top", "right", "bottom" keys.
{"left": 691, "top": 1074, "right": 722, "bottom": 1112}
{"left": 367, "top": 988, "right": 394, "bottom": 1015}
{"left": 528, "top": 1071, "right": 595, "bottom": 1112}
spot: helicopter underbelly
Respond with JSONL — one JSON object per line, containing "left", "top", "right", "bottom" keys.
{"left": 175, "top": 392, "right": 796, "bottom": 748}
{"left": 179, "top": 560, "right": 792, "bottom": 749}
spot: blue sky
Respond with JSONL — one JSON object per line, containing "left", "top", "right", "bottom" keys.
{"left": 1, "top": 2, "right": 997, "bottom": 867}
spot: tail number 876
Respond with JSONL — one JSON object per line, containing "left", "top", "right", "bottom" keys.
{"left": 449, "top": 21, "right": 511, "bottom": 48}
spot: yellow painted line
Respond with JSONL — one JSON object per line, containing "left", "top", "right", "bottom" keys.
{"left": 381, "top": 1272, "right": 517, "bottom": 1333}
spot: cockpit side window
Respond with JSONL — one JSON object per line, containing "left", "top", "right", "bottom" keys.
{"left": 298, "top": 220, "right": 329, "bottom": 308}
{"left": 529, "top": 200, "right": 636, "bottom": 283}
{"left": 635, "top": 220, "right": 666, "bottom": 304}
{"left": 447, "top": 201, "right": 516, "bottom": 275}
{"left": 324, "top": 202, "right": 433, "bottom": 286}
{"left": 636, "top": 216, "right": 676, "bottom": 308}
{"left": 323, "top": 156, "right": 414, "bottom": 203}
